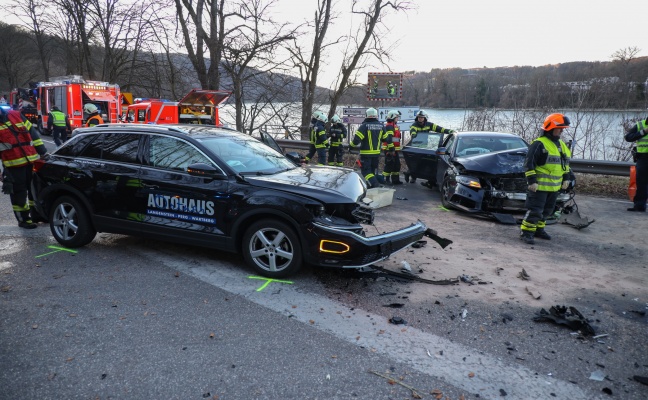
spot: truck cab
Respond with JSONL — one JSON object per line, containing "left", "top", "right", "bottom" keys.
{"left": 127, "top": 89, "right": 230, "bottom": 126}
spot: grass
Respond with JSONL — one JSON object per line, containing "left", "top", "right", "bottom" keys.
{"left": 574, "top": 173, "right": 631, "bottom": 200}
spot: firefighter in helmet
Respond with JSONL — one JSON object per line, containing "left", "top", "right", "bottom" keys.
{"left": 408, "top": 110, "right": 455, "bottom": 185}
{"left": 327, "top": 115, "right": 347, "bottom": 167}
{"left": 306, "top": 110, "right": 328, "bottom": 165}
{"left": 47, "top": 106, "right": 71, "bottom": 147}
{"left": 624, "top": 116, "right": 648, "bottom": 211}
{"left": 520, "top": 113, "right": 574, "bottom": 244}
{"left": 0, "top": 106, "right": 48, "bottom": 228}
{"left": 351, "top": 107, "right": 389, "bottom": 188}
{"left": 381, "top": 110, "right": 403, "bottom": 184}
{"left": 84, "top": 103, "right": 104, "bottom": 127}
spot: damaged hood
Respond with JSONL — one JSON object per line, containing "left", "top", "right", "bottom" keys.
{"left": 454, "top": 148, "right": 528, "bottom": 175}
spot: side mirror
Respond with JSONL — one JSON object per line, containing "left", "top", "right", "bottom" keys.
{"left": 436, "top": 147, "right": 447, "bottom": 155}
{"left": 187, "top": 163, "right": 226, "bottom": 179}
{"left": 285, "top": 151, "right": 306, "bottom": 165}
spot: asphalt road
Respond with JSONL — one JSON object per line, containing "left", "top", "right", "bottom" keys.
{"left": 1, "top": 137, "right": 646, "bottom": 399}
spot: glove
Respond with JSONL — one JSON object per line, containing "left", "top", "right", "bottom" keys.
{"left": 528, "top": 183, "right": 538, "bottom": 192}
{"left": 561, "top": 180, "right": 570, "bottom": 190}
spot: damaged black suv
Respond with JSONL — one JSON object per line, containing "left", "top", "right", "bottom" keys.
{"left": 31, "top": 124, "right": 429, "bottom": 277}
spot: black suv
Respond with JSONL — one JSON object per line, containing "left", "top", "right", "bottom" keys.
{"left": 32, "top": 124, "right": 428, "bottom": 277}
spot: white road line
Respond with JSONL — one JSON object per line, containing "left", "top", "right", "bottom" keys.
{"left": 140, "top": 247, "right": 595, "bottom": 399}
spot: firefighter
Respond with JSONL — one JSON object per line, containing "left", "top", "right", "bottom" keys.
{"left": 408, "top": 110, "right": 455, "bottom": 184}
{"left": 381, "top": 110, "right": 403, "bottom": 185}
{"left": 0, "top": 106, "right": 48, "bottom": 229}
{"left": 327, "top": 115, "right": 347, "bottom": 167}
{"left": 47, "top": 106, "right": 71, "bottom": 147}
{"left": 84, "top": 103, "right": 104, "bottom": 127}
{"left": 305, "top": 110, "right": 328, "bottom": 165}
{"left": 624, "top": 117, "right": 648, "bottom": 211}
{"left": 351, "top": 107, "right": 390, "bottom": 188}
{"left": 520, "top": 113, "right": 574, "bottom": 244}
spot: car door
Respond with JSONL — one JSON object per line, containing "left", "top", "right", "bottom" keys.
{"left": 436, "top": 133, "right": 457, "bottom": 186}
{"left": 136, "top": 134, "right": 234, "bottom": 248}
{"left": 402, "top": 131, "right": 444, "bottom": 184}
{"left": 74, "top": 132, "right": 143, "bottom": 222}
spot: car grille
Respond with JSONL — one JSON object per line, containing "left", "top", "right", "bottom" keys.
{"left": 352, "top": 202, "right": 375, "bottom": 225}
{"left": 491, "top": 177, "right": 527, "bottom": 192}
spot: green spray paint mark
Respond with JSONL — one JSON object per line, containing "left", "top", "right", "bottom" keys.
{"left": 35, "top": 245, "right": 78, "bottom": 258}
{"left": 438, "top": 205, "right": 450, "bottom": 211}
{"left": 248, "top": 275, "right": 293, "bottom": 291}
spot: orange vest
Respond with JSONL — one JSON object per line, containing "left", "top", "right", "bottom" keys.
{"left": 0, "top": 110, "right": 39, "bottom": 168}
{"left": 86, "top": 114, "right": 104, "bottom": 127}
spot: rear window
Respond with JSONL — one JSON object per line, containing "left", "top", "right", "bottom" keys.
{"left": 79, "top": 133, "right": 141, "bottom": 164}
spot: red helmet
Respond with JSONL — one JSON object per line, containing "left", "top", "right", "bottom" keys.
{"left": 542, "top": 113, "right": 570, "bottom": 131}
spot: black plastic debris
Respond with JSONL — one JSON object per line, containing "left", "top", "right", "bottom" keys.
{"left": 411, "top": 240, "right": 427, "bottom": 248}
{"left": 396, "top": 197, "right": 408, "bottom": 200}
{"left": 533, "top": 305, "right": 596, "bottom": 336}
{"left": 389, "top": 316, "right": 406, "bottom": 325}
{"left": 634, "top": 376, "right": 648, "bottom": 386}
{"left": 383, "top": 303, "right": 405, "bottom": 308}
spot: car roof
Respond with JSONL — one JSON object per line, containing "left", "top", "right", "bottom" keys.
{"left": 452, "top": 131, "right": 522, "bottom": 139}
{"left": 73, "top": 123, "right": 244, "bottom": 140}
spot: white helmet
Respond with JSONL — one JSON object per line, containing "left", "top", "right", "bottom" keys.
{"left": 313, "top": 110, "right": 327, "bottom": 123}
{"left": 387, "top": 110, "right": 400, "bottom": 120}
{"left": 84, "top": 103, "right": 98, "bottom": 114}
{"left": 366, "top": 108, "right": 378, "bottom": 118}
{"left": 331, "top": 114, "right": 342, "bottom": 124}
{"left": 415, "top": 110, "right": 428, "bottom": 119}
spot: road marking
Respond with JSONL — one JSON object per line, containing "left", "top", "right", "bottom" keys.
{"left": 140, "top": 247, "right": 593, "bottom": 399}
{"left": 247, "top": 275, "right": 293, "bottom": 291}
{"left": 35, "top": 245, "right": 78, "bottom": 258}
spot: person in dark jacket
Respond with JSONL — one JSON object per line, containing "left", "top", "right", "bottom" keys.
{"left": 519, "top": 113, "right": 574, "bottom": 244}
{"left": 305, "top": 110, "right": 328, "bottom": 165}
{"left": 0, "top": 106, "right": 48, "bottom": 228}
{"left": 47, "top": 106, "right": 71, "bottom": 147}
{"left": 624, "top": 117, "right": 648, "bottom": 211}
{"left": 350, "top": 107, "right": 390, "bottom": 188}
{"left": 327, "top": 114, "right": 347, "bottom": 167}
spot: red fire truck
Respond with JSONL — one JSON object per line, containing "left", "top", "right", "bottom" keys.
{"left": 127, "top": 89, "right": 230, "bottom": 126}
{"left": 10, "top": 76, "right": 121, "bottom": 134}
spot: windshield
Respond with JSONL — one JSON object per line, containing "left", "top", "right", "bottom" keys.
{"left": 197, "top": 136, "right": 296, "bottom": 174}
{"left": 455, "top": 136, "right": 527, "bottom": 157}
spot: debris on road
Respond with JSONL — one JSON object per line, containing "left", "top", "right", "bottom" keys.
{"left": 526, "top": 286, "right": 542, "bottom": 299}
{"left": 533, "top": 305, "right": 596, "bottom": 336}
{"left": 517, "top": 268, "right": 531, "bottom": 280}
{"left": 389, "top": 316, "right": 406, "bottom": 325}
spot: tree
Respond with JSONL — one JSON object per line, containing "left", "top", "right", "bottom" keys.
{"left": 6, "top": 0, "right": 54, "bottom": 80}
{"left": 52, "top": 0, "right": 96, "bottom": 79}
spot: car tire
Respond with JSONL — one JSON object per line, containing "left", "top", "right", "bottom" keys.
{"left": 242, "top": 219, "right": 302, "bottom": 278}
{"left": 49, "top": 195, "right": 97, "bottom": 248}
{"left": 440, "top": 177, "right": 454, "bottom": 209}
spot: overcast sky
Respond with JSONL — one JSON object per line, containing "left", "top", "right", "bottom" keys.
{"left": 279, "top": 0, "right": 646, "bottom": 87}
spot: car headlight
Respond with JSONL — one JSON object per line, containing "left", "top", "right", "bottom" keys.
{"left": 456, "top": 175, "right": 481, "bottom": 189}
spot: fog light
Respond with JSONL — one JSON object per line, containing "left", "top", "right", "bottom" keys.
{"left": 320, "top": 240, "right": 350, "bottom": 254}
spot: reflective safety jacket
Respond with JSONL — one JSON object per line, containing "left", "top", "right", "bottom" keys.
{"left": 309, "top": 119, "right": 328, "bottom": 149}
{"left": 328, "top": 123, "right": 347, "bottom": 147}
{"left": 0, "top": 110, "right": 46, "bottom": 168}
{"left": 382, "top": 122, "right": 401, "bottom": 151}
{"left": 86, "top": 114, "right": 104, "bottom": 127}
{"left": 624, "top": 119, "right": 648, "bottom": 160}
{"left": 524, "top": 135, "right": 572, "bottom": 192}
{"left": 351, "top": 118, "right": 389, "bottom": 156}
{"left": 409, "top": 120, "right": 453, "bottom": 138}
{"left": 49, "top": 110, "right": 68, "bottom": 128}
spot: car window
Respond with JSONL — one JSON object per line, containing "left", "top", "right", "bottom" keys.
{"left": 408, "top": 132, "right": 444, "bottom": 150}
{"left": 79, "top": 133, "right": 141, "bottom": 163}
{"left": 197, "top": 136, "right": 295, "bottom": 174}
{"left": 148, "top": 135, "right": 214, "bottom": 172}
{"left": 455, "top": 136, "right": 527, "bottom": 157}
{"left": 54, "top": 134, "right": 97, "bottom": 157}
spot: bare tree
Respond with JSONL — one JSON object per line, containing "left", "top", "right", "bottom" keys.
{"left": 6, "top": 0, "right": 54, "bottom": 80}
{"left": 52, "top": 0, "right": 97, "bottom": 78}
{"left": 0, "top": 23, "right": 40, "bottom": 90}
{"left": 220, "top": 0, "right": 294, "bottom": 132}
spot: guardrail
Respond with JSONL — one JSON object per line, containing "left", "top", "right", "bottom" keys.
{"left": 274, "top": 139, "right": 634, "bottom": 177}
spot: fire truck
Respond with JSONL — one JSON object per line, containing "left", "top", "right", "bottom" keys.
{"left": 10, "top": 75, "right": 121, "bottom": 134}
{"left": 127, "top": 89, "right": 231, "bottom": 126}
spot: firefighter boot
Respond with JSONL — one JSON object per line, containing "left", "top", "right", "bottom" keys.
{"left": 391, "top": 175, "right": 403, "bottom": 185}
{"left": 519, "top": 230, "right": 535, "bottom": 244}
{"left": 16, "top": 211, "right": 37, "bottom": 229}
{"left": 534, "top": 228, "right": 551, "bottom": 240}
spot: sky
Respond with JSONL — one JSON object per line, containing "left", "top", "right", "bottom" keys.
{"left": 278, "top": 0, "right": 646, "bottom": 88}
